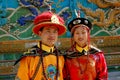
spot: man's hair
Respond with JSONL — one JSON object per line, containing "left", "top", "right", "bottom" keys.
{"left": 39, "top": 27, "right": 44, "bottom": 31}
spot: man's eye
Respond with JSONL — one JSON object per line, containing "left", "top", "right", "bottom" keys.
{"left": 46, "top": 30, "right": 50, "bottom": 32}
{"left": 54, "top": 31, "right": 58, "bottom": 33}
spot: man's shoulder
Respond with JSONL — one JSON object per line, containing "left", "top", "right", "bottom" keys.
{"left": 14, "top": 45, "right": 39, "bottom": 65}
{"left": 24, "top": 45, "right": 38, "bottom": 55}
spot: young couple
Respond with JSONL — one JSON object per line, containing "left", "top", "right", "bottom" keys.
{"left": 15, "top": 11, "right": 108, "bottom": 80}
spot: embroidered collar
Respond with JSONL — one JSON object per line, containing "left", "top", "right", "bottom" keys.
{"left": 76, "top": 44, "right": 88, "bottom": 53}
{"left": 38, "top": 42, "right": 54, "bottom": 53}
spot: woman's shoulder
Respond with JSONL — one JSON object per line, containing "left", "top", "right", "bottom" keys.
{"left": 89, "top": 45, "right": 103, "bottom": 54}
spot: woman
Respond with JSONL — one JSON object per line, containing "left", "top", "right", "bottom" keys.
{"left": 64, "top": 18, "right": 108, "bottom": 80}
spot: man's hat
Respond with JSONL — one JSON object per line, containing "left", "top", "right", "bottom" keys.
{"left": 68, "top": 18, "right": 92, "bottom": 32}
{"left": 33, "top": 11, "right": 66, "bottom": 36}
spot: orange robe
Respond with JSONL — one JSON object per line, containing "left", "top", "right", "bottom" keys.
{"left": 15, "top": 43, "right": 64, "bottom": 80}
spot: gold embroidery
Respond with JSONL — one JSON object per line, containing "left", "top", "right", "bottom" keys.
{"left": 51, "top": 15, "right": 60, "bottom": 24}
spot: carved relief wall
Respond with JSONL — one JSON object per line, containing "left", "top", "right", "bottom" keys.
{"left": 0, "top": 1, "right": 120, "bottom": 77}
{"left": 0, "top": 0, "right": 120, "bottom": 41}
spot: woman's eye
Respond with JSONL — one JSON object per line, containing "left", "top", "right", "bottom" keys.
{"left": 76, "top": 32, "right": 79, "bottom": 34}
{"left": 82, "top": 31, "right": 85, "bottom": 34}
{"left": 75, "top": 32, "right": 79, "bottom": 34}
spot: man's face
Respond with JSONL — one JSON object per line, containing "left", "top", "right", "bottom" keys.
{"left": 38, "top": 26, "right": 58, "bottom": 47}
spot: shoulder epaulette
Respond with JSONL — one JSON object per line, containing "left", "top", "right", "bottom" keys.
{"left": 14, "top": 46, "right": 39, "bottom": 66}
{"left": 23, "top": 48, "right": 37, "bottom": 55}
{"left": 56, "top": 50, "right": 66, "bottom": 56}
{"left": 65, "top": 45, "right": 102, "bottom": 58}
{"left": 89, "top": 45, "right": 101, "bottom": 54}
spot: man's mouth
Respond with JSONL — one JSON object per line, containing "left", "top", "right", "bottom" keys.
{"left": 48, "top": 38, "right": 55, "bottom": 41}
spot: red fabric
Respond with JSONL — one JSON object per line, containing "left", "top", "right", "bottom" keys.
{"left": 32, "top": 11, "right": 66, "bottom": 36}
{"left": 64, "top": 52, "right": 108, "bottom": 80}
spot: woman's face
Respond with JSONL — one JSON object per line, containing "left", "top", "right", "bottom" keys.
{"left": 38, "top": 26, "right": 58, "bottom": 47}
{"left": 73, "top": 25, "right": 89, "bottom": 47}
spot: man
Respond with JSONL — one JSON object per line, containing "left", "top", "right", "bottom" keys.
{"left": 15, "top": 11, "right": 66, "bottom": 80}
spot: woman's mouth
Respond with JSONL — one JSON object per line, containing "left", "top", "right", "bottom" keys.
{"left": 78, "top": 38, "right": 84, "bottom": 41}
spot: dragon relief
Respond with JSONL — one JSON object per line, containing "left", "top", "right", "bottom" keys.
{"left": 77, "top": 0, "right": 120, "bottom": 28}
{"left": 88, "top": 0, "right": 120, "bottom": 8}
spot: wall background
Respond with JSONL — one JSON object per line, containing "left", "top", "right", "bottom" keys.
{"left": 0, "top": 1, "right": 120, "bottom": 79}
{"left": 0, "top": 0, "right": 120, "bottom": 41}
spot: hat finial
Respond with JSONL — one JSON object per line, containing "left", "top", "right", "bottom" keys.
{"left": 48, "top": 3, "right": 52, "bottom": 11}
{"left": 45, "top": 1, "right": 53, "bottom": 12}
{"left": 74, "top": 9, "right": 80, "bottom": 18}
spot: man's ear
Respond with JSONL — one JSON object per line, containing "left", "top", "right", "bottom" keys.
{"left": 38, "top": 31, "right": 42, "bottom": 36}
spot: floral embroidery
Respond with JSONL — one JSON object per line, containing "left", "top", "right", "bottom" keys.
{"left": 46, "top": 64, "right": 57, "bottom": 80}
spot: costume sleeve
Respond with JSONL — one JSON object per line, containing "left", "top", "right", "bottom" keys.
{"left": 96, "top": 52, "right": 108, "bottom": 80}
{"left": 63, "top": 59, "right": 70, "bottom": 80}
{"left": 15, "top": 57, "right": 30, "bottom": 80}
